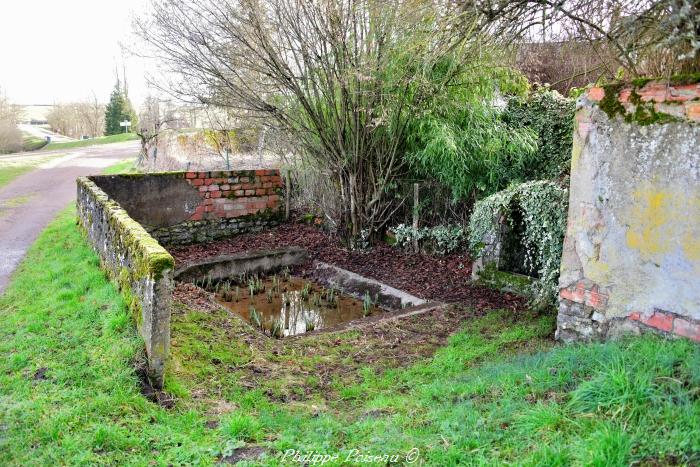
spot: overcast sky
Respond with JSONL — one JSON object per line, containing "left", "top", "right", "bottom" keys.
{"left": 0, "top": 0, "right": 153, "bottom": 106}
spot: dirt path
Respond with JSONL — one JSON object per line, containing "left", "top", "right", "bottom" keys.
{"left": 0, "top": 141, "right": 139, "bottom": 294}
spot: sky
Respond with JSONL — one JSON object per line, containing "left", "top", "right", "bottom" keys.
{"left": 0, "top": 0, "right": 154, "bottom": 107}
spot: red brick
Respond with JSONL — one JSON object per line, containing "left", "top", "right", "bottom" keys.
{"left": 244, "top": 189, "right": 255, "bottom": 196}
{"left": 210, "top": 191, "right": 221, "bottom": 198}
{"left": 585, "top": 290, "right": 608, "bottom": 310}
{"left": 628, "top": 311, "right": 641, "bottom": 321}
{"left": 241, "top": 183, "right": 255, "bottom": 189}
{"left": 560, "top": 285, "right": 585, "bottom": 304}
{"left": 255, "top": 188, "right": 267, "bottom": 195}
{"left": 673, "top": 318, "right": 700, "bottom": 342}
{"left": 204, "top": 178, "right": 214, "bottom": 185}
{"left": 205, "top": 205, "right": 214, "bottom": 213}
{"left": 189, "top": 212, "right": 203, "bottom": 221}
{"left": 198, "top": 172, "right": 208, "bottom": 178}
{"left": 185, "top": 171, "right": 197, "bottom": 179}
{"left": 221, "top": 184, "right": 230, "bottom": 190}
{"left": 255, "top": 169, "right": 267, "bottom": 175}
{"left": 588, "top": 87, "right": 604, "bottom": 101}
{"left": 642, "top": 311, "right": 673, "bottom": 332}
{"left": 268, "top": 194, "right": 280, "bottom": 202}
{"left": 686, "top": 103, "right": 700, "bottom": 121}
{"left": 234, "top": 190, "right": 244, "bottom": 196}
{"left": 240, "top": 177, "right": 250, "bottom": 183}
{"left": 191, "top": 178, "right": 204, "bottom": 186}
{"left": 198, "top": 186, "right": 208, "bottom": 192}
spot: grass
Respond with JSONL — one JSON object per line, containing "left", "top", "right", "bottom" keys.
{"left": 0, "top": 206, "right": 698, "bottom": 464}
{"left": 43, "top": 133, "right": 138, "bottom": 151}
{"left": 101, "top": 159, "right": 138, "bottom": 175}
{"left": 21, "top": 133, "right": 48, "bottom": 152}
{"left": 0, "top": 165, "right": 35, "bottom": 189}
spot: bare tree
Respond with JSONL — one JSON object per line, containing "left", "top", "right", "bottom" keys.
{"left": 134, "top": 0, "right": 492, "bottom": 244}
{"left": 76, "top": 93, "right": 106, "bottom": 138}
{"left": 0, "top": 88, "right": 22, "bottom": 154}
{"left": 137, "top": 95, "right": 179, "bottom": 170}
{"left": 465, "top": 0, "right": 700, "bottom": 77}
{"left": 48, "top": 97, "right": 105, "bottom": 139}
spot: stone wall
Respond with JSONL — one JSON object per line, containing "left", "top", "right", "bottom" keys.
{"left": 77, "top": 169, "right": 284, "bottom": 386}
{"left": 557, "top": 80, "right": 700, "bottom": 343}
{"left": 92, "top": 170, "right": 283, "bottom": 245}
{"left": 77, "top": 177, "right": 175, "bottom": 387}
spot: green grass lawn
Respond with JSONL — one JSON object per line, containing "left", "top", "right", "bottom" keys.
{"left": 44, "top": 133, "right": 139, "bottom": 151}
{"left": 0, "top": 206, "right": 698, "bottom": 465}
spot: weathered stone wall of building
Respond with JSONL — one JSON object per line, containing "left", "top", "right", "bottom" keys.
{"left": 557, "top": 81, "right": 700, "bottom": 343}
{"left": 92, "top": 170, "right": 283, "bottom": 245}
{"left": 77, "top": 177, "right": 175, "bottom": 387}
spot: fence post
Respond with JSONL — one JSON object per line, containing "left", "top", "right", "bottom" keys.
{"left": 412, "top": 182, "right": 419, "bottom": 253}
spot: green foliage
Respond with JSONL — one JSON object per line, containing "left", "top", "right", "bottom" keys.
{"left": 104, "top": 82, "right": 138, "bottom": 136}
{"left": 468, "top": 180, "right": 568, "bottom": 305}
{"left": 391, "top": 224, "right": 466, "bottom": 255}
{"left": 502, "top": 88, "right": 576, "bottom": 180}
{"left": 403, "top": 60, "right": 538, "bottom": 201}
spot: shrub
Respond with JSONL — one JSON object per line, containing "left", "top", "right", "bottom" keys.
{"left": 391, "top": 224, "right": 466, "bottom": 255}
{"left": 468, "top": 180, "right": 568, "bottom": 305}
{"left": 502, "top": 89, "right": 576, "bottom": 180}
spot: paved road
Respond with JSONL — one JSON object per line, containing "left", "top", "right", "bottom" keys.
{"left": 0, "top": 141, "right": 139, "bottom": 294}
{"left": 18, "top": 124, "right": 75, "bottom": 143}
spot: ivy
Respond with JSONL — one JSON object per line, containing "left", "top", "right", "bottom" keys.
{"left": 502, "top": 89, "right": 576, "bottom": 180}
{"left": 468, "top": 180, "right": 568, "bottom": 306}
{"left": 391, "top": 224, "right": 466, "bottom": 255}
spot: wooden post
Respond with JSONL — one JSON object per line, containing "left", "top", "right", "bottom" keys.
{"left": 285, "top": 173, "right": 291, "bottom": 220}
{"left": 412, "top": 182, "right": 419, "bottom": 253}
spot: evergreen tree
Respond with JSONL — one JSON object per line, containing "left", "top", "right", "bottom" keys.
{"left": 104, "top": 83, "right": 126, "bottom": 135}
{"left": 104, "top": 79, "right": 138, "bottom": 135}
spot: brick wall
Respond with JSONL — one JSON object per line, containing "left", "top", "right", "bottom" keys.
{"left": 183, "top": 169, "right": 281, "bottom": 221}
{"left": 91, "top": 170, "right": 284, "bottom": 246}
{"left": 557, "top": 80, "right": 700, "bottom": 344}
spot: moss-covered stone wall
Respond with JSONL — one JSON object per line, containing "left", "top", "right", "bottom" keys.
{"left": 76, "top": 177, "right": 174, "bottom": 387}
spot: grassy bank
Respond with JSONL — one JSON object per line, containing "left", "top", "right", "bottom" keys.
{"left": 44, "top": 133, "right": 138, "bottom": 151}
{"left": 0, "top": 209, "right": 698, "bottom": 465}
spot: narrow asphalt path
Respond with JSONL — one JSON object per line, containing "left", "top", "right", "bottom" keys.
{"left": 0, "top": 141, "right": 139, "bottom": 294}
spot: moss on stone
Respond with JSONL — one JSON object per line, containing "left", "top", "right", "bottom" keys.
{"left": 598, "top": 82, "right": 681, "bottom": 126}
{"left": 599, "top": 83, "right": 626, "bottom": 120}
{"left": 477, "top": 262, "right": 534, "bottom": 298}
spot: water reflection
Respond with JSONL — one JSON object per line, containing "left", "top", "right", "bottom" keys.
{"left": 216, "top": 276, "right": 380, "bottom": 337}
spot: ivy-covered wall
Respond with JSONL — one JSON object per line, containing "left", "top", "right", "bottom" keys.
{"left": 77, "top": 177, "right": 174, "bottom": 388}
{"left": 558, "top": 80, "right": 700, "bottom": 343}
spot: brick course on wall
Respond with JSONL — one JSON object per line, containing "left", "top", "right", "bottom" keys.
{"left": 557, "top": 80, "right": 700, "bottom": 344}
{"left": 92, "top": 170, "right": 284, "bottom": 246}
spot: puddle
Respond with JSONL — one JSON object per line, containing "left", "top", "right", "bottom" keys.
{"left": 214, "top": 275, "right": 382, "bottom": 337}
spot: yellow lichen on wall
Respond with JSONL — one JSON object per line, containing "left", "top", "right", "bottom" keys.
{"left": 624, "top": 185, "right": 700, "bottom": 262}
